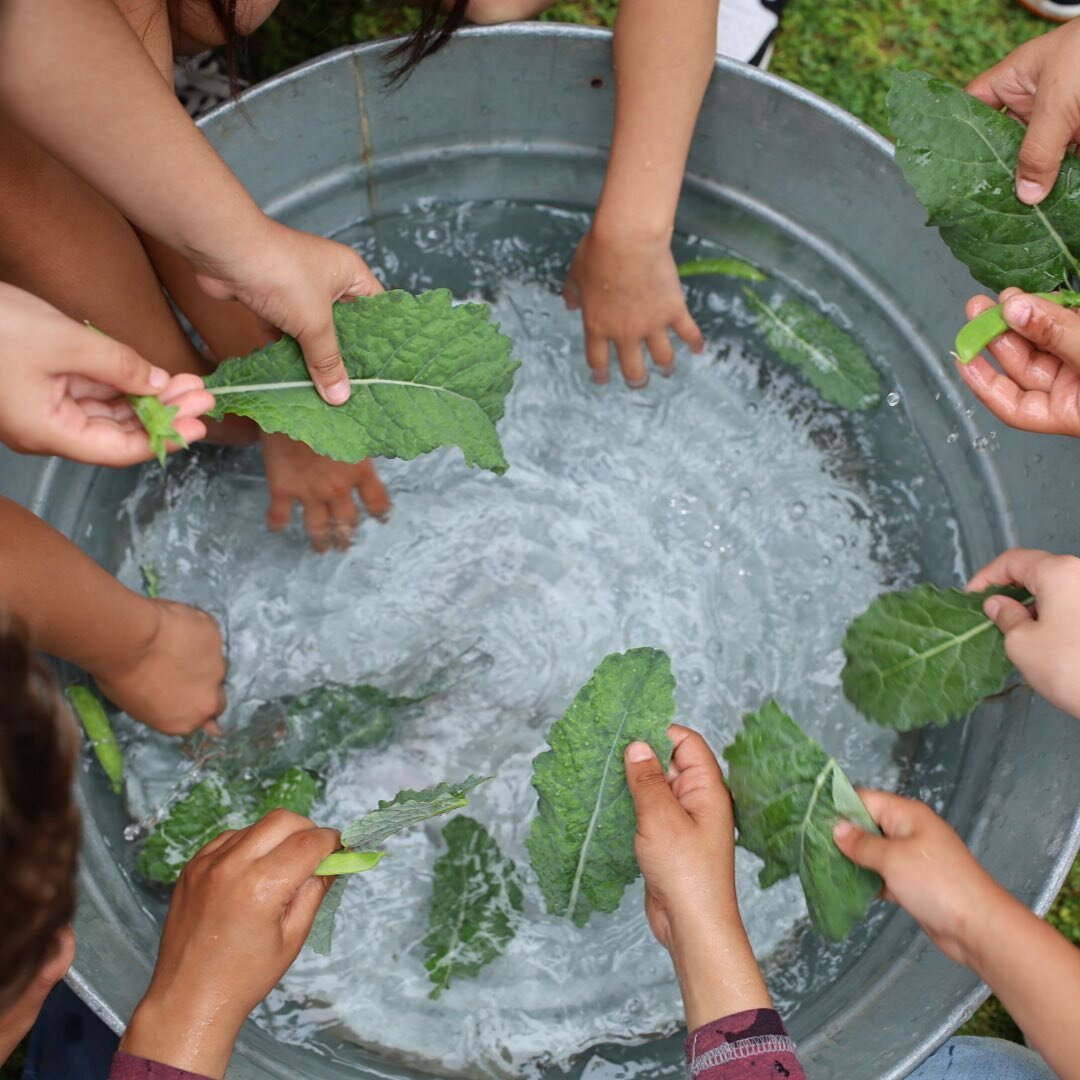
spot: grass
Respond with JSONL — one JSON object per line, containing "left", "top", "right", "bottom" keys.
{"left": 4, "top": 4, "right": 1072, "bottom": 1078}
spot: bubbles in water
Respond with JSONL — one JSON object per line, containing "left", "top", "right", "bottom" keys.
{"left": 886, "top": 391, "right": 900, "bottom": 407}
{"left": 946, "top": 432, "right": 960, "bottom": 445}
{"left": 790, "top": 501, "right": 807, "bottom": 520}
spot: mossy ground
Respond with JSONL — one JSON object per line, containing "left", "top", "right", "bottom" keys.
{"left": 2, "top": 3, "right": 1072, "bottom": 1077}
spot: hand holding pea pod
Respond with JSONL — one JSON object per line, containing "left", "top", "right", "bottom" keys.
{"left": 955, "top": 289, "right": 1080, "bottom": 438}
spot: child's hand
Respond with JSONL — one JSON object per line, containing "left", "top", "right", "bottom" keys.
{"left": 259, "top": 433, "right": 391, "bottom": 553}
{"left": 967, "top": 547, "right": 1080, "bottom": 719}
{"left": 625, "top": 725, "right": 770, "bottom": 1029}
{"left": 833, "top": 791, "right": 1004, "bottom": 968}
{"left": 0, "top": 926, "right": 75, "bottom": 1062}
{"left": 193, "top": 218, "right": 383, "bottom": 407}
{"left": 93, "top": 600, "right": 226, "bottom": 736}
{"left": 957, "top": 290, "right": 1080, "bottom": 436}
{"left": 563, "top": 227, "right": 703, "bottom": 388}
{"left": 0, "top": 283, "right": 212, "bottom": 466}
{"left": 967, "top": 20, "right": 1080, "bottom": 205}
{"left": 119, "top": 810, "right": 340, "bottom": 1079}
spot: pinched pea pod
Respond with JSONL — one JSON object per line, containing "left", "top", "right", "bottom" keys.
{"left": 314, "top": 849, "right": 386, "bottom": 876}
{"left": 676, "top": 257, "right": 767, "bottom": 283}
{"left": 68, "top": 685, "right": 123, "bottom": 795}
{"left": 954, "top": 290, "right": 1080, "bottom": 363}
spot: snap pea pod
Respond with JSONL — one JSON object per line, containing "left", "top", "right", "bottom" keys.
{"left": 676, "top": 257, "right": 767, "bottom": 283}
{"left": 67, "top": 686, "right": 123, "bottom": 795}
{"left": 954, "top": 290, "right": 1080, "bottom": 363}
{"left": 314, "top": 850, "right": 386, "bottom": 876}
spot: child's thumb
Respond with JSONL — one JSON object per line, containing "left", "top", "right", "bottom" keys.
{"left": 983, "top": 594, "right": 1034, "bottom": 636}
{"left": 81, "top": 330, "right": 169, "bottom": 395}
{"left": 624, "top": 742, "right": 679, "bottom": 826}
{"left": 833, "top": 819, "right": 889, "bottom": 873}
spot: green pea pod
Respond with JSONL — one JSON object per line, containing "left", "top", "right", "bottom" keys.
{"left": 68, "top": 686, "right": 123, "bottom": 795}
{"left": 954, "top": 290, "right": 1080, "bottom": 363}
{"left": 314, "top": 849, "right": 386, "bottom": 876}
{"left": 676, "top": 257, "right": 767, "bottom": 283}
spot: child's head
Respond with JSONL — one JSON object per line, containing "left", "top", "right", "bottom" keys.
{"left": 0, "top": 613, "right": 80, "bottom": 1013}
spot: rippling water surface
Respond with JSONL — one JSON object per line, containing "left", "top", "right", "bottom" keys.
{"left": 111, "top": 202, "right": 965, "bottom": 1078}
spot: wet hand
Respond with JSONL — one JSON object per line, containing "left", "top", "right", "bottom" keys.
{"left": 260, "top": 432, "right": 391, "bottom": 553}
{"left": 0, "top": 283, "right": 212, "bottom": 466}
{"left": 93, "top": 599, "right": 227, "bottom": 736}
{"left": 967, "top": 20, "right": 1080, "bottom": 205}
{"left": 957, "top": 290, "right": 1080, "bottom": 436}
{"left": 833, "top": 791, "right": 1005, "bottom": 968}
{"left": 967, "top": 547, "right": 1080, "bottom": 719}
{"left": 564, "top": 228, "right": 703, "bottom": 387}
{"left": 193, "top": 217, "right": 383, "bottom": 405}
{"left": 120, "top": 810, "right": 340, "bottom": 1079}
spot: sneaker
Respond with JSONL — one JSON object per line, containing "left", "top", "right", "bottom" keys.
{"left": 1016, "top": 0, "right": 1080, "bottom": 21}
{"left": 717, "top": 0, "right": 790, "bottom": 68}
{"left": 173, "top": 50, "right": 246, "bottom": 117}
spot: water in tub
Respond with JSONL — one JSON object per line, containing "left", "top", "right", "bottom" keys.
{"left": 108, "top": 202, "right": 963, "bottom": 1078}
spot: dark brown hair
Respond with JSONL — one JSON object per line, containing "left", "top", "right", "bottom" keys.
{"left": 0, "top": 615, "right": 80, "bottom": 1014}
{"left": 385, "top": 0, "right": 471, "bottom": 85}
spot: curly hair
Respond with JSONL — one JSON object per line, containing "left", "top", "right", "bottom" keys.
{"left": 0, "top": 614, "right": 80, "bottom": 1015}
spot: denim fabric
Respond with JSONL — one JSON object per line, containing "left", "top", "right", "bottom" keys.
{"left": 907, "top": 1037, "right": 1057, "bottom": 1080}
{"left": 24, "top": 981, "right": 117, "bottom": 1080}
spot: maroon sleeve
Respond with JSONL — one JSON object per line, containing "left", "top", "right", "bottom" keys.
{"left": 684, "top": 1008, "right": 805, "bottom": 1079}
{"left": 109, "top": 1051, "right": 215, "bottom": 1080}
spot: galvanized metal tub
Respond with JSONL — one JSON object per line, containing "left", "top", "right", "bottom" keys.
{"left": 3, "top": 24, "right": 1079, "bottom": 1080}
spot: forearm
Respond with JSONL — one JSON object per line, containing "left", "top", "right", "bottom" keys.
{"left": 119, "top": 998, "right": 239, "bottom": 1080}
{"left": 0, "top": 0, "right": 266, "bottom": 270}
{"left": 964, "top": 886, "right": 1080, "bottom": 1080}
{"left": 0, "top": 498, "right": 156, "bottom": 675}
{"left": 595, "top": 0, "right": 719, "bottom": 240}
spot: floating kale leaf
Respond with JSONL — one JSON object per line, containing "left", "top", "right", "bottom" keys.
{"left": 888, "top": 70, "right": 1080, "bottom": 294}
{"left": 842, "top": 584, "right": 1029, "bottom": 730}
{"left": 423, "top": 816, "right": 523, "bottom": 998}
{"left": 204, "top": 290, "right": 519, "bottom": 474}
{"left": 308, "top": 775, "right": 492, "bottom": 955}
{"left": 723, "top": 700, "right": 882, "bottom": 942}
{"left": 527, "top": 648, "right": 674, "bottom": 928}
{"left": 743, "top": 289, "right": 882, "bottom": 410}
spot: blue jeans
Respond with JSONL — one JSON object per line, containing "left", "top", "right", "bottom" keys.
{"left": 23, "top": 981, "right": 117, "bottom": 1080}
{"left": 907, "top": 1037, "right": 1056, "bottom": 1079}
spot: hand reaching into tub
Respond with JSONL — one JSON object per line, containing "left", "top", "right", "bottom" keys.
{"left": 966, "top": 548, "right": 1080, "bottom": 719}
{"left": 624, "top": 726, "right": 773, "bottom": 1029}
{"left": 118, "top": 810, "right": 340, "bottom": 1079}
{"left": 0, "top": 283, "right": 212, "bottom": 466}
{"left": 834, "top": 791, "right": 1080, "bottom": 1076}
{"left": 967, "top": 19, "right": 1080, "bottom": 206}
{"left": 957, "top": 290, "right": 1080, "bottom": 437}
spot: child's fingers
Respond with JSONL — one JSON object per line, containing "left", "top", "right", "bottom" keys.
{"left": 617, "top": 340, "right": 648, "bottom": 389}
{"left": 77, "top": 332, "right": 170, "bottom": 396}
{"left": 848, "top": 788, "right": 921, "bottom": 839}
{"left": 666, "top": 725, "right": 732, "bottom": 824}
{"left": 964, "top": 293, "right": 997, "bottom": 322}
{"left": 259, "top": 825, "right": 343, "bottom": 902}
{"left": 355, "top": 460, "right": 391, "bottom": 520}
{"left": 672, "top": 309, "right": 704, "bottom": 354}
{"left": 296, "top": 322, "right": 351, "bottom": 407}
{"left": 1002, "top": 293, "right": 1080, "bottom": 370}
{"left": 832, "top": 819, "right": 891, "bottom": 872}
{"left": 646, "top": 331, "right": 675, "bottom": 374}
{"left": 266, "top": 490, "right": 294, "bottom": 533}
{"left": 585, "top": 332, "right": 611, "bottom": 385}
{"left": 967, "top": 546, "right": 1048, "bottom": 592}
{"left": 984, "top": 593, "right": 1035, "bottom": 635}
{"left": 1015, "top": 90, "right": 1080, "bottom": 205}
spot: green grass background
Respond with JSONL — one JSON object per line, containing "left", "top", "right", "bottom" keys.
{"left": 4, "top": 1, "right": 1072, "bottom": 1075}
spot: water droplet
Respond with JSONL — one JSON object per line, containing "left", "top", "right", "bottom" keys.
{"left": 800, "top": 590, "right": 812, "bottom": 603}
{"left": 834, "top": 535, "right": 846, "bottom": 549}
{"left": 690, "top": 671, "right": 704, "bottom": 686}
{"left": 746, "top": 402, "right": 759, "bottom": 415}
{"left": 946, "top": 432, "right": 959, "bottom": 445}
{"left": 123, "top": 824, "right": 140, "bottom": 843}
{"left": 822, "top": 554, "right": 832, "bottom": 566}
{"left": 737, "top": 487, "right": 751, "bottom": 500}
{"left": 886, "top": 391, "right": 900, "bottom": 407}
{"left": 790, "top": 501, "right": 807, "bottom": 520}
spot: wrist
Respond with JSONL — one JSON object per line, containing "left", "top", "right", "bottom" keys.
{"left": 121, "top": 994, "right": 243, "bottom": 1079}
{"left": 80, "top": 592, "right": 160, "bottom": 679}
{"left": 591, "top": 198, "right": 674, "bottom": 247}
{"left": 955, "top": 879, "right": 1033, "bottom": 976}
{"left": 185, "top": 206, "right": 275, "bottom": 281}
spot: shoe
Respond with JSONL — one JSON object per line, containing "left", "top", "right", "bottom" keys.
{"left": 1016, "top": 0, "right": 1080, "bottom": 21}
{"left": 717, "top": 0, "right": 790, "bottom": 68}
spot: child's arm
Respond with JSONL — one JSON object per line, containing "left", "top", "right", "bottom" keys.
{"left": 0, "top": 0, "right": 380, "bottom": 406}
{"left": 0, "top": 284, "right": 212, "bottom": 466}
{"left": 624, "top": 726, "right": 805, "bottom": 1078}
{"left": 957, "top": 289, "right": 1080, "bottom": 436}
{"left": 0, "top": 498, "right": 226, "bottom": 736}
{"left": 967, "top": 19, "right": 1080, "bottom": 206}
{"left": 562, "top": 0, "right": 713, "bottom": 387}
{"left": 967, "top": 547, "right": 1080, "bottom": 719}
{"left": 835, "top": 791, "right": 1080, "bottom": 1080}
{"left": 115, "top": 810, "right": 341, "bottom": 1079}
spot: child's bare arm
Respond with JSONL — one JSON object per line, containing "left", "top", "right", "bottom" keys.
{"left": 835, "top": 792, "right": 1080, "bottom": 1080}
{"left": 0, "top": 497, "right": 226, "bottom": 735}
{"left": 0, "top": 0, "right": 380, "bottom": 405}
{"left": 967, "top": 547, "right": 1080, "bottom": 719}
{"left": 563, "top": 0, "right": 713, "bottom": 387}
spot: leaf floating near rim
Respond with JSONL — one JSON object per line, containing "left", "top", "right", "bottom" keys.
{"left": 841, "top": 584, "right": 1030, "bottom": 730}
{"left": 743, "top": 289, "right": 882, "bottom": 410}
{"left": 888, "top": 70, "right": 1080, "bottom": 294}
{"left": 423, "top": 816, "right": 523, "bottom": 998}
{"left": 204, "top": 290, "right": 520, "bottom": 474}
{"left": 128, "top": 394, "right": 186, "bottom": 467}
{"left": 677, "top": 257, "right": 768, "bottom": 283}
{"left": 527, "top": 648, "right": 675, "bottom": 928}
{"left": 723, "top": 700, "right": 882, "bottom": 942}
